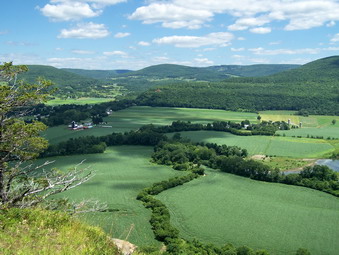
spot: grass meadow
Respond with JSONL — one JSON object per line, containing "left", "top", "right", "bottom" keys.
{"left": 157, "top": 169, "right": 339, "bottom": 255}
{"left": 45, "top": 146, "right": 184, "bottom": 246}
{"left": 179, "top": 131, "right": 335, "bottom": 158}
{"left": 42, "top": 107, "right": 339, "bottom": 253}
{"left": 43, "top": 106, "right": 258, "bottom": 144}
{"left": 260, "top": 111, "right": 339, "bottom": 139}
{"left": 46, "top": 97, "right": 114, "bottom": 106}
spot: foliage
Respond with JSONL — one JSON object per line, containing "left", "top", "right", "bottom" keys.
{"left": 0, "top": 62, "right": 91, "bottom": 208}
{"left": 157, "top": 169, "right": 339, "bottom": 255}
{"left": 0, "top": 207, "right": 119, "bottom": 254}
{"left": 18, "top": 65, "right": 124, "bottom": 99}
{"left": 136, "top": 56, "right": 339, "bottom": 115}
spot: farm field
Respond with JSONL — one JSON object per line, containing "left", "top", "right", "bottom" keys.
{"left": 157, "top": 169, "right": 339, "bottom": 255}
{"left": 260, "top": 111, "right": 339, "bottom": 138}
{"left": 46, "top": 97, "right": 114, "bottom": 105}
{"left": 43, "top": 106, "right": 258, "bottom": 143}
{"left": 179, "top": 131, "right": 335, "bottom": 158}
{"left": 44, "top": 146, "right": 183, "bottom": 246}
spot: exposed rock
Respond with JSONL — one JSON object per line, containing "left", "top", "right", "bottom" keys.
{"left": 112, "top": 238, "right": 137, "bottom": 255}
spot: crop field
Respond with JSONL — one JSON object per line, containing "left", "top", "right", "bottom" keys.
{"left": 46, "top": 97, "right": 114, "bottom": 105}
{"left": 43, "top": 106, "right": 258, "bottom": 143}
{"left": 179, "top": 131, "right": 335, "bottom": 158}
{"left": 260, "top": 111, "right": 339, "bottom": 138}
{"left": 43, "top": 146, "right": 183, "bottom": 246}
{"left": 157, "top": 169, "right": 339, "bottom": 255}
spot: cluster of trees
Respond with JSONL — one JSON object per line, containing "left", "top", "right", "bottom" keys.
{"left": 149, "top": 120, "right": 286, "bottom": 136}
{"left": 152, "top": 140, "right": 339, "bottom": 197}
{"left": 136, "top": 58, "right": 339, "bottom": 116}
{"left": 136, "top": 172, "right": 276, "bottom": 254}
{"left": 152, "top": 141, "right": 247, "bottom": 171}
{"left": 41, "top": 136, "right": 107, "bottom": 157}
{"left": 283, "top": 165, "right": 339, "bottom": 196}
{"left": 31, "top": 99, "right": 135, "bottom": 126}
{"left": 41, "top": 129, "right": 167, "bottom": 157}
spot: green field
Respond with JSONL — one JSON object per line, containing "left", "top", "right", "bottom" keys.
{"left": 178, "top": 131, "right": 335, "bottom": 158}
{"left": 44, "top": 106, "right": 258, "bottom": 143}
{"left": 157, "top": 169, "right": 339, "bottom": 255}
{"left": 260, "top": 111, "right": 339, "bottom": 139}
{"left": 44, "top": 146, "right": 183, "bottom": 246}
{"left": 46, "top": 97, "right": 114, "bottom": 105}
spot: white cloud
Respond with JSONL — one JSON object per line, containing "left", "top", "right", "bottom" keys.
{"left": 58, "top": 22, "right": 110, "bottom": 39}
{"left": 249, "top": 47, "right": 320, "bottom": 55}
{"left": 231, "top": 48, "right": 245, "bottom": 52}
{"left": 138, "top": 41, "right": 151, "bottom": 46}
{"left": 249, "top": 27, "right": 271, "bottom": 34}
{"left": 39, "top": 2, "right": 101, "bottom": 21}
{"left": 153, "top": 32, "right": 234, "bottom": 48}
{"left": 103, "top": 50, "right": 127, "bottom": 56}
{"left": 0, "top": 31, "right": 8, "bottom": 35}
{"left": 194, "top": 58, "right": 214, "bottom": 65}
{"left": 129, "top": 3, "right": 213, "bottom": 29}
{"left": 129, "top": 0, "right": 339, "bottom": 31}
{"left": 72, "top": 50, "right": 95, "bottom": 54}
{"left": 114, "top": 32, "right": 130, "bottom": 38}
{"left": 269, "top": 41, "right": 281, "bottom": 45}
{"left": 327, "top": 21, "right": 336, "bottom": 27}
{"left": 39, "top": 0, "right": 126, "bottom": 21}
{"left": 153, "top": 56, "right": 170, "bottom": 62}
{"left": 330, "top": 33, "right": 339, "bottom": 43}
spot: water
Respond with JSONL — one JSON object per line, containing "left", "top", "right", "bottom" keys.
{"left": 283, "top": 159, "right": 339, "bottom": 175}
{"left": 316, "top": 159, "right": 339, "bottom": 172}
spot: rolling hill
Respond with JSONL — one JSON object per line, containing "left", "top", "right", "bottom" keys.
{"left": 205, "top": 64, "right": 300, "bottom": 77}
{"left": 61, "top": 63, "right": 300, "bottom": 92}
{"left": 62, "top": 68, "right": 132, "bottom": 80}
{"left": 17, "top": 65, "right": 121, "bottom": 98}
{"left": 136, "top": 56, "right": 339, "bottom": 115}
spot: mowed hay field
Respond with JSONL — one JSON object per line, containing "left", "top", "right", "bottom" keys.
{"left": 45, "top": 146, "right": 184, "bottom": 246}
{"left": 260, "top": 111, "right": 339, "bottom": 139}
{"left": 179, "top": 131, "right": 335, "bottom": 158}
{"left": 43, "top": 106, "right": 258, "bottom": 144}
{"left": 157, "top": 169, "right": 339, "bottom": 255}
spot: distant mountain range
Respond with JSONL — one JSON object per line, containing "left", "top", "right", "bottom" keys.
{"left": 136, "top": 56, "right": 339, "bottom": 115}
{"left": 18, "top": 63, "right": 300, "bottom": 96}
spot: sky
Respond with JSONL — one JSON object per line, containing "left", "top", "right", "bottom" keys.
{"left": 1, "top": 0, "right": 339, "bottom": 70}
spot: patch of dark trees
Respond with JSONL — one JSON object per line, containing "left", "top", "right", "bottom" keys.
{"left": 30, "top": 99, "right": 135, "bottom": 127}
{"left": 135, "top": 79, "right": 339, "bottom": 116}
{"left": 153, "top": 140, "right": 339, "bottom": 197}
{"left": 136, "top": 171, "right": 277, "bottom": 254}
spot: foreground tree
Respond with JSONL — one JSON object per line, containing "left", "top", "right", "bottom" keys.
{"left": 0, "top": 62, "right": 91, "bottom": 208}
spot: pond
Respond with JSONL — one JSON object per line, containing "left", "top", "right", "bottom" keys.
{"left": 316, "top": 159, "right": 339, "bottom": 172}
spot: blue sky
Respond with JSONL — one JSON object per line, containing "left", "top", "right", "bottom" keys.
{"left": 1, "top": 0, "right": 339, "bottom": 70}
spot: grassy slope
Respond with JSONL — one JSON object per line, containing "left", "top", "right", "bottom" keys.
{"left": 158, "top": 169, "right": 339, "bottom": 255}
{"left": 0, "top": 208, "right": 119, "bottom": 255}
{"left": 46, "top": 146, "right": 184, "bottom": 246}
{"left": 178, "top": 131, "right": 334, "bottom": 158}
{"left": 43, "top": 106, "right": 257, "bottom": 144}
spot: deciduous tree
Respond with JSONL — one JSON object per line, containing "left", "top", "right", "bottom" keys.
{"left": 0, "top": 62, "right": 91, "bottom": 208}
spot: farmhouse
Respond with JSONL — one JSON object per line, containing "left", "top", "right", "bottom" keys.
{"left": 68, "top": 121, "right": 93, "bottom": 130}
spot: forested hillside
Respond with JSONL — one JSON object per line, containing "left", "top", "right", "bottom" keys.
{"left": 136, "top": 56, "right": 339, "bottom": 115}
{"left": 61, "top": 63, "right": 299, "bottom": 92}
{"left": 205, "top": 64, "right": 299, "bottom": 77}
{"left": 18, "top": 65, "right": 122, "bottom": 98}
{"left": 63, "top": 68, "right": 131, "bottom": 80}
